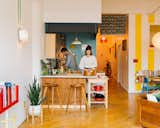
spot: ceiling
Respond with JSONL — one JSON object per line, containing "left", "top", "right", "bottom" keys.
{"left": 102, "top": 0, "right": 160, "bottom": 13}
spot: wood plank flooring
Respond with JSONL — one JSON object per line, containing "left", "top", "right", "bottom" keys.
{"left": 19, "top": 79, "right": 142, "bottom": 128}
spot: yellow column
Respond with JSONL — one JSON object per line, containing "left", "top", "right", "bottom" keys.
{"left": 135, "top": 14, "right": 142, "bottom": 91}
{"left": 148, "top": 14, "right": 155, "bottom": 70}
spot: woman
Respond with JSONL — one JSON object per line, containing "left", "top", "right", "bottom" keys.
{"left": 79, "top": 45, "right": 97, "bottom": 70}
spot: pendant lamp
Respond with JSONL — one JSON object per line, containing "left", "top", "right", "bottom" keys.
{"left": 72, "top": 37, "right": 82, "bottom": 45}
{"left": 152, "top": 32, "right": 160, "bottom": 49}
{"left": 18, "top": 0, "right": 28, "bottom": 43}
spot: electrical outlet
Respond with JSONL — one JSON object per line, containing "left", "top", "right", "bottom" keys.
{"left": 23, "top": 101, "right": 26, "bottom": 108}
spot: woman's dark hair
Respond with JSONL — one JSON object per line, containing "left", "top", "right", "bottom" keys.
{"left": 85, "top": 45, "right": 92, "bottom": 55}
{"left": 61, "top": 48, "right": 68, "bottom": 52}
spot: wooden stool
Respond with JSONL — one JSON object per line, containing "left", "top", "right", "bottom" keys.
{"left": 66, "top": 83, "right": 88, "bottom": 111}
{"left": 43, "top": 83, "right": 61, "bottom": 108}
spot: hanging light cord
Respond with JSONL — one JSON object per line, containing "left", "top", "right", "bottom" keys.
{"left": 18, "top": 0, "right": 22, "bottom": 26}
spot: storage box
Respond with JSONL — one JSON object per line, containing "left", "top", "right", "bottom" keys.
{"left": 138, "top": 95, "right": 160, "bottom": 128}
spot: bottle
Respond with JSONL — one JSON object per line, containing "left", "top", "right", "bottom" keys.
{"left": 60, "top": 66, "right": 64, "bottom": 74}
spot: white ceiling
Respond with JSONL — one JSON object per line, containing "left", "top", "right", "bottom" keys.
{"left": 102, "top": 0, "right": 160, "bottom": 13}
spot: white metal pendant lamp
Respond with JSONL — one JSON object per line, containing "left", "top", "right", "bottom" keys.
{"left": 71, "top": 37, "right": 82, "bottom": 45}
{"left": 152, "top": 32, "right": 160, "bottom": 49}
{"left": 18, "top": 0, "right": 28, "bottom": 43}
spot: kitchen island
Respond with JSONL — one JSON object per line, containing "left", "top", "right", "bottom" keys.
{"left": 41, "top": 73, "right": 108, "bottom": 109}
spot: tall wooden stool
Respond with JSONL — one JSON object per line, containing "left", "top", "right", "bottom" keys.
{"left": 43, "top": 83, "right": 61, "bottom": 108}
{"left": 66, "top": 83, "right": 88, "bottom": 111}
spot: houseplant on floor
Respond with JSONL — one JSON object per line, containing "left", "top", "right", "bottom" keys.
{"left": 27, "top": 77, "right": 45, "bottom": 116}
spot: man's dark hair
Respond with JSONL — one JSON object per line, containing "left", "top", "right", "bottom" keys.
{"left": 61, "top": 48, "right": 68, "bottom": 52}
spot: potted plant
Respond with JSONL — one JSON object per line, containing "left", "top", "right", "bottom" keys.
{"left": 27, "top": 77, "right": 44, "bottom": 116}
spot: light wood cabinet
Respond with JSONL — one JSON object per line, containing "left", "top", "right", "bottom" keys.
{"left": 45, "top": 34, "right": 56, "bottom": 58}
{"left": 44, "top": 33, "right": 65, "bottom": 58}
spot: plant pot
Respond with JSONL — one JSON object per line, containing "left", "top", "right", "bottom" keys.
{"left": 29, "top": 105, "right": 41, "bottom": 116}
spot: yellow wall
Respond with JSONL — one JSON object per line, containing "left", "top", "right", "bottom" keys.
{"left": 148, "top": 14, "right": 155, "bottom": 71}
{"left": 135, "top": 14, "right": 142, "bottom": 91}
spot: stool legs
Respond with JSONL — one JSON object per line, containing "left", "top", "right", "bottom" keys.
{"left": 43, "top": 86, "right": 49, "bottom": 108}
{"left": 51, "top": 87, "right": 54, "bottom": 105}
{"left": 56, "top": 87, "right": 62, "bottom": 107}
{"left": 66, "top": 87, "right": 73, "bottom": 111}
{"left": 43, "top": 85, "right": 62, "bottom": 109}
{"left": 81, "top": 86, "right": 88, "bottom": 111}
{"left": 80, "top": 88, "right": 82, "bottom": 110}
{"left": 66, "top": 84, "right": 88, "bottom": 111}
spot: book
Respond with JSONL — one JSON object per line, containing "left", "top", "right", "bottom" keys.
{"left": 0, "top": 88, "right": 3, "bottom": 111}
{"left": 0, "top": 85, "right": 6, "bottom": 107}
{"left": 11, "top": 85, "right": 16, "bottom": 102}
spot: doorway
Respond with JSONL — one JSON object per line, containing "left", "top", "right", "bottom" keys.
{"left": 96, "top": 14, "right": 128, "bottom": 90}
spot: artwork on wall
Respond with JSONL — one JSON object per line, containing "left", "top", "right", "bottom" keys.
{"left": 109, "top": 48, "right": 111, "bottom": 54}
{"left": 114, "top": 43, "right": 117, "bottom": 58}
{"left": 122, "top": 39, "right": 127, "bottom": 51}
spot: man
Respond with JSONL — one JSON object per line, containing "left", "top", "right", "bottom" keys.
{"left": 61, "top": 48, "right": 78, "bottom": 70}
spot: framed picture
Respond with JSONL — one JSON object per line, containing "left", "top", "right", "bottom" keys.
{"left": 122, "top": 39, "right": 127, "bottom": 51}
{"left": 114, "top": 43, "right": 116, "bottom": 58}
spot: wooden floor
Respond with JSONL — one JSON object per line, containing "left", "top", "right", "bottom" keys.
{"left": 19, "top": 79, "right": 142, "bottom": 128}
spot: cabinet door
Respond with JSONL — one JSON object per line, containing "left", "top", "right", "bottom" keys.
{"left": 45, "top": 34, "right": 56, "bottom": 58}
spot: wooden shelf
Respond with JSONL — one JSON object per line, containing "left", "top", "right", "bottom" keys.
{"left": 91, "top": 101, "right": 106, "bottom": 104}
{"left": 91, "top": 91, "right": 105, "bottom": 94}
{"left": 87, "top": 77, "right": 108, "bottom": 108}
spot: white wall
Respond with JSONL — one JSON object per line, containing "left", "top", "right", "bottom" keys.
{"left": 0, "top": 0, "right": 32, "bottom": 127}
{"left": 43, "top": 0, "right": 101, "bottom": 23}
{"left": 32, "top": 0, "right": 44, "bottom": 79}
{"left": 128, "top": 14, "right": 135, "bottom": 93}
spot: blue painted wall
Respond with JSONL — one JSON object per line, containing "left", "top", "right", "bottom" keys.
{"left": 64, "top": 32, "right": 96, "bottom": 67}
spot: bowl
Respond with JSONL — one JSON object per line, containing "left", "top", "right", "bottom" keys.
{"left": 93, "top": 86, "right": 103, "bottom": 91}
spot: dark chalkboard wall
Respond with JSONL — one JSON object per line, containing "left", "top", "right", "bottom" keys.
{"left": 100, "top": 14, "right": 128, "bottom": 35}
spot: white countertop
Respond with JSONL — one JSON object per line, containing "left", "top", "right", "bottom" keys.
{"left": 40, "top": 74, "right": 97, "bottom": 79}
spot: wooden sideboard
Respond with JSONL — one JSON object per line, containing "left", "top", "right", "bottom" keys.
{"left": 138, "top": 95, "right": 160, "bottom": 128}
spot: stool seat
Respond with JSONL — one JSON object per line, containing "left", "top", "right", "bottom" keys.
{"left": 70, "top": 83, "right": 84, "bottom": 88}
{"left": 44, "top": 83, "right": 58, "bottom": 87}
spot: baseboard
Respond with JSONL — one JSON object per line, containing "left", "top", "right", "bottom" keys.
{"left": 42, "top": 105, "right": 85, "bottom": 109}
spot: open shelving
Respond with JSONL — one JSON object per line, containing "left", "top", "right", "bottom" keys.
{"left": 0, "top": 85, "right": 19, "bottom": 114}
{"left": 87, "top": 76, "right": 108, "bottom": 108}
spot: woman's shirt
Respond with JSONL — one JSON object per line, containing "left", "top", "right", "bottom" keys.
{"left": 79, "top": 55, "right": 97, "bottom": 70}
